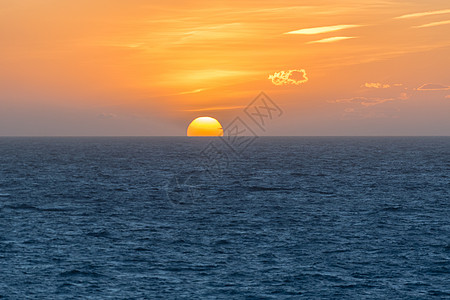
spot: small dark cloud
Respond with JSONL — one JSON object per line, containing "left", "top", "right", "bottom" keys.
{"left": 98, "top": 113, "right": 117, "bottom": 119}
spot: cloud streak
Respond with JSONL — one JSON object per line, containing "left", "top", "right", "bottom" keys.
{"left": 284, "top": 24, "right": 360, "bottom": 35}
{"left": 334, "top": 97, "right": 394, "bottom": 107}
{"left": 363, "top": 82, "right": 404, "bottom": 89}
{"left": 268, "top": 69, "right": 308, "bottom": 86}
{"left": 395, "top": 9, "right": 450, "bottom": 19}
{"left": 177, "top": 88, "right": 207, "bottom": 95}
{"left": 307, "top": 36, "right": 356, "bottom": 44}
{"left": 413, "top": 20, "right": 450, "bottom": 28}
{"left": 417, "top": 83, "right": 450, "bottom": 91}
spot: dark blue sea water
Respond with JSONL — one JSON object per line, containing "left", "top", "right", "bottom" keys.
{"left": 0, "top": 137, "right": 449, "bottom": 299}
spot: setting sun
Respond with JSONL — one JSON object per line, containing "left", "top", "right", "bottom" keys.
{"left": 187, "top": 117, "right": 223, "bottom": 137}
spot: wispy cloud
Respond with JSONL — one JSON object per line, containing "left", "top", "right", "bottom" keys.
{"left": 174, "top": 23, "right": 252, "bottom": 45}
{"left": 307, "top": 36, "right": 356, "bottom": 44}
{"left": 413, "top": 20, "right": 450, "bottom": 28}
{"left": 395, "top": 9, "right": 450, "bottom": 19}
{"left": 417, "top": 83, "right": 450, "bottom": 91}
{"left": 268, "top": 69, "right": 308, "bottom": 86}
{"left": 182, "top": 105, "right": 245, "bottom": 112}
{"left": 334, "top": 97, "right": 394, "bottom": 107}
{"left": 445, "top": 95, "right": 450, "bottom": 99}
{"left": 284, "top": 24, "right": 360, "bottom": 35}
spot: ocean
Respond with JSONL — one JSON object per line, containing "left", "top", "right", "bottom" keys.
{"left": 0, "top": 137, "right": 449, "bottom": 299}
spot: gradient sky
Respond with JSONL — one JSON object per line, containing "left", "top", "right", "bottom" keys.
{"left": 1, "top": 0, "right": 450, "bottom": 136}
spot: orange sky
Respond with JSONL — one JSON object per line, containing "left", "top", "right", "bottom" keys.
{"left": 1, "top": 0, "right": 449, "bottom": 135}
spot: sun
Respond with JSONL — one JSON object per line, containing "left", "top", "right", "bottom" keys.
{"left": 187, "top": 117, "right": 223, "bottom": 137}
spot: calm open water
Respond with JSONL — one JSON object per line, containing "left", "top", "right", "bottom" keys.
{"left": 0, "top": 137, "right": 449, "bottom": 299}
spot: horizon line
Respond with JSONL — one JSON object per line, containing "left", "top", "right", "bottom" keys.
{"left": 0, "top": 135, "right": 449, "bottom": 138}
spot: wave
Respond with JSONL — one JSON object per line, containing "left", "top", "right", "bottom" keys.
{"left": 4, "top": 204, "right": 70, "bottom": 212}
{"left": 381, "top": 206, "right": 403, "bottom": 212}
{"left": 246, "top": 186, "right": 295, "bottom": 192}
{"left": 5, "top": 204, "right": 40, "bottom": 211}
{"left": 86, "top": 230, "right": 110, "bottom": 238}
{"left": 59, "top": 269, "right": 104, "bottom": 278}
